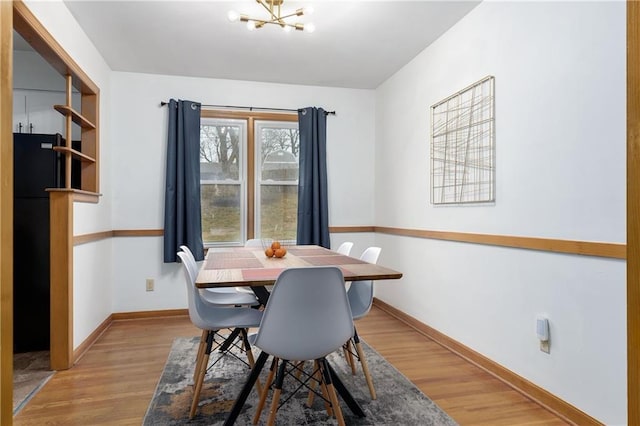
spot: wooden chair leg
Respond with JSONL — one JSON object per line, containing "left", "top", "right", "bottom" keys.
{"left": 343, "top": 340, "right": 356, "bottom": 374}
{"left": 193, "top": 330, "right": 208, "bottom": 382}
{"left": 294, "top": 360, "right": 306, "bottom": 380}
{"left": 317, "top": 361, "right": 334, "bottom": 417}
{"left": 266, "top": 360, "right": 287, "bottom": 426}
{"left": 253, "top": 357, "right": 277, "bottom": 425}
{"left": 241, "top": 329, "right": 263, "bottom": 395}
{"left": 306, "top": 362, "right": 321, "bottom": 407}
{"left": 354, "top": 339, "right": 376, "bottom": 400}
{"left": 320, "top": 358, "right": 345, "bottom": 426}
{"left": 190, "top": 331, "right": 214, "bottom": 419}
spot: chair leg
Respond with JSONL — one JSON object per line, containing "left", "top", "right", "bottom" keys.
{"left": 240, "top": 328, "right": 263, "bottom": 395}
{"left": 190, "top": 330, "right": 214, "bottom": 419}
{"left": 193, "top": 329, "right": 208, "bottom": 382}
{"left": 253, "top": 357, "right": 277, "bottom": 425}
{"left": 343, "top": 340, "right": 356, "bottom": 375}
{"left": 306, "top": 361, "right": 321, "bottom": 407}
{"left": 320, "top": 358, "right": 346, "bottom": 426}
{"left": 294, "top": 360, "right": 306, "bottom": 380}
{"left": 267, "top": 360, "right": 288, "bottom": 426}
{"left": 353, "top": 329, "right": 376, "bottom": 400}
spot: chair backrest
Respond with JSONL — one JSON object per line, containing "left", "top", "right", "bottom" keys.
{"left": 179, "top": 245, "right": 199, "bottom": 280}
{"left": 254, "top": 267, "right": 353, "bottom": 361}
{"left": 347, "top": 247, "right": 381, "bottom": 320}
{"left": 177, "top": 251, "right": 215, "bottom": 330}
{"left": 244, "top": 239, "right": 263, "bottom": 247}
{"left": 336, "top": 241, "right": 354, "bottom": 256}
{"left": 360, "top": 246, "right": 381, "bottom": 264}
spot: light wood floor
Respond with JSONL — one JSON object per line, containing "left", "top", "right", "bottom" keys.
{"left": 14, "top": 306, "right": 568, "bottom": 425}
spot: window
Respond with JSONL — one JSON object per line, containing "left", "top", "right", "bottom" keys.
{"left": 200, "top": 111, "right": 299, "bottom": 246}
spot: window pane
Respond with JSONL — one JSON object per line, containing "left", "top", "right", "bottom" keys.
{"left": 260, "top": 185, "right": 298, "bottom": 241}
{"left": 200, "top": 118, "right": 245, "bottom": 246}
{"left": 257, "top": 122, "right": 299, "bottom": 241}
{"left": 260, "top": 127, "right": 299, "bottom": 181}
{"left": 201, "top": 184, "right": 241, "bottom": 243}
{"left": 200, "top": 124, "right": 240, "bottom": 181}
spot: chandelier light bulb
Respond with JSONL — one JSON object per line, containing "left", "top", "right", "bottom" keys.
{"left": 231, "top": 0, "right": 316, "bottom": 33}
{"left": 227, "top": 10, "right": 240, "bottom": 22}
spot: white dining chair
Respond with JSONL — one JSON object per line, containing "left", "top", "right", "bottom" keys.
{"left": 177, "top": 251, "right": 263, "bottom": 419}
{"left": 343, "top": 246, "right": 381, "bottom": 400}
{"left": 335, "top": 241, "right": 354, "bottom": 256}
{"left": 250, "top": 266, "right": 353, "bottom": 426}
{"left": 244, "top": 238, "right": 263, "bottom": 247}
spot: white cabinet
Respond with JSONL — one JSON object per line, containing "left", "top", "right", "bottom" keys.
{"left": 13, "top": 89, "right": 81, "bottom": 138}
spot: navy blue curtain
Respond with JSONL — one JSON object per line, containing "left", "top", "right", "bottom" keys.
{"left": 163, "top": 99, "right": 204, "bottom": 262}
{"left": 296, "top": 107, "right": 330, "bottom": 248}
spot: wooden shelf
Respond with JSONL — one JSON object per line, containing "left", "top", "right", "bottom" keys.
{"left": 52, "top": 146, "right": 95, "bottom": 163}
{"left": 45, "top": 188, "right": 101, "bottom": 203}
{"left": 53, "top": 104, "right": 96, "bottom": 129}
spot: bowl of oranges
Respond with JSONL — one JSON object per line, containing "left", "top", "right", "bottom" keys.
{"left": 262, "top": 239, "right": 287, "bottom": 258}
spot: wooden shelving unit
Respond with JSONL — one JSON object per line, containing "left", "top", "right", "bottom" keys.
{"left": 52, "top": 146, "right": 95, "bottom": 162}
{"left": 53, "top": 75, "right": 97, "bottom": 194}
{"left": 53, "top": 104, "right": 96, "bottom": 130}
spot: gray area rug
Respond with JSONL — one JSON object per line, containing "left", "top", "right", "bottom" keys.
{"left": 13, "top": 351, "right": 54, "bottom": 415}
{"left": 144, "top": 336, "right": 457, "bottom": 425}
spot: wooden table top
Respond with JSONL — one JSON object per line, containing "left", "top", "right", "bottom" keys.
{"left": 196, "top": 245, "right": 403, "bottom": 288}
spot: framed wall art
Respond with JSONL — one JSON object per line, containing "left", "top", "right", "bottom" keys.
{"left": 430, "top": 76, "right": 495, "bottom": 205}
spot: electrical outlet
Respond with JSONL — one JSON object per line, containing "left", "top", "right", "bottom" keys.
{"left": 146, "top": 278, "right": 154, "bottom": 292}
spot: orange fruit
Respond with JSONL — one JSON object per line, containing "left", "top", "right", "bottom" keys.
{"left": 271, "top": 241, "right": 281, "bottom": 250}
{"left": 274, "top": 248, "right": 285, "bottom": 258}
{"left": 265, "top": 248, "right": 274, "bottom": 257}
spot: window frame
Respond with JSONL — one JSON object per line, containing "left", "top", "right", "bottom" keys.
{"left": 200, "top": 109, "right": 298, "bottom": 246}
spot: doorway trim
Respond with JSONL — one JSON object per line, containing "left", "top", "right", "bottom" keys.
{"left": 9, "top": 0, "right": 99, "bottom": 373}
{"left": 627, "top": 1, "right": 639, "bottom": 424}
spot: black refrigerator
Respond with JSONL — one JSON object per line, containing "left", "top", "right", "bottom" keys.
{"left": 13, "top": 132, "right": 80, "bottom": 353}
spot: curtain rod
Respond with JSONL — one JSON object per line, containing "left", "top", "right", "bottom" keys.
{"left": 159, "top": 101, "right": 336, "bottom": 116}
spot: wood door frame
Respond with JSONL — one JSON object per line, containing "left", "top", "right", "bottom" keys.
{"left": 627, "top": 2, "right": 639, "bottom": 424}
{"left": 0, "top": 2, "right": 13, "bottom": 424}
{"left": 0, "top": 1, "right": 638, "bottom": 424}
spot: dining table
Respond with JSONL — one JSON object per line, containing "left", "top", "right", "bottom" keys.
{"left": 195, "top": 244, "right": 403, "bottom": 425}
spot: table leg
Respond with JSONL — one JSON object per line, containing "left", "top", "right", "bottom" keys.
{"left": 251, "top": 286, "right": 270, "bottom": 305}
{"left": 326, "top": 361, "right": 365, "bottom": 417}
{"left": 224, "top": 351, "right": 269, "bottom": 425}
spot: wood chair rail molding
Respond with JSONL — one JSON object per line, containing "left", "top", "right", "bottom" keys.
{"left": 73, "top": 226, "right": 625, "bottom": 259}
{"left": 374, "top": 226, "right": 626, "bottom": 260}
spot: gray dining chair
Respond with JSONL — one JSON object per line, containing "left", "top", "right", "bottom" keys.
{"left": 244, "top": 238, "right": 263, "bottom": 247}
{"left": 177, "top": 251, "right": 263, "bottom": 419}
{"left": 179, "top": 245, "right": 259, "bottom": 304}
{"left": 336, "top": 241, "right": 354, "bottom": 256}
{"left": 250, "top": 266, "right": 353, "bottom": 426}
{"left": 343, "top": 246, "right": 381, "bottom": 400}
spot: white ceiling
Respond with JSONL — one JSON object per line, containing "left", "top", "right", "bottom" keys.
{"left": 57, "top": 1, "right": 479, "bottom": 90}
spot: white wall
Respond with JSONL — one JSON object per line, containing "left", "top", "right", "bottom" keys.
{"left": 374, "top": 2, "right": 626, "bottom": 424}
{"left": 24, "top": 0, "right": 114, "bottom": 348}
{"left": 109, "top": 72, "right": 376, "bottom": 312}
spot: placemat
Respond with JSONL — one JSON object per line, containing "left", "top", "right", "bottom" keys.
{"left": 301, "top": 255, "right": 367, "bottom": 266}
{"left": 242, "top": 268, "right": 286, "bottom": 281}
{"left": 205, "top": 257, "right": 263, "bottom": 270}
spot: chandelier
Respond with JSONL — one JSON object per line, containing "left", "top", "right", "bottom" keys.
{"left": 227, "top": 0, "right": 315, "bottom": 33}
